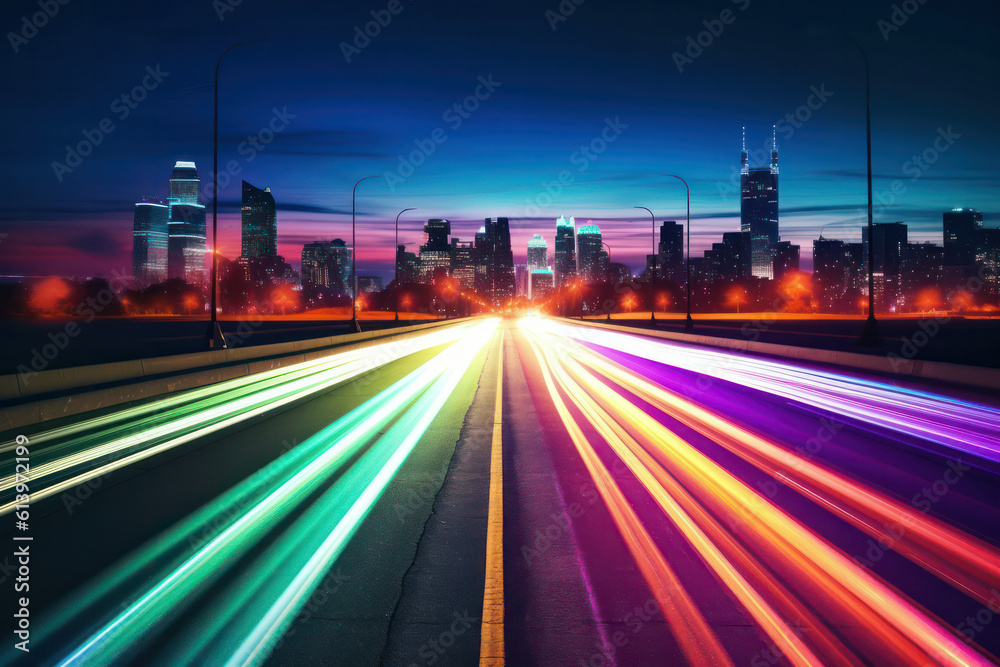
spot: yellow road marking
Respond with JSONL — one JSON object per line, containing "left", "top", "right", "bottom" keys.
{"left": 479, "top": 328, "right": 505, "bottom": 665}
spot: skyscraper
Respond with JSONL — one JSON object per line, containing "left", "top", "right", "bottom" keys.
{"left": 943, "top": 208, "right": 983, "bottom": 266}
{"left": 301, "top": 239, "right": 352, "bottom": 296}
{"left": 740, "top": 129, "right": 779, "bottom": 279}
{"left": 529, "top": 269, "right": 555, "bottom": 302}
{"left": 166, "top": 161, "right": 207, "bottom": 286}
{"left": 167, "top": 203, "right": 207, "bottom": 285}
{"left": 527, "top": 234, "right": 548, "bottom": 272}
{"left": 866, "top": 221, "right": 907, "bottom": 309}
{"left": 577, "top": 224, "right": 606, "bottom": 283}
{"left": 450, "top": 239, "right": 476, "bottom": 290}
{"left": 554, "top": 215, "right": 576, "bottom": 287}
{"left": 419, "top": 219, "right": 452, "bottom": 284}
{"left": 813, "top": 237, "right": 849, "bottom": 313}
{"left": 483, "top": 217, "right": 515, "bottom": 304}
{"left": 241, "top": 181, "right": 277, "bottom": 259}
{"left": 132, "top": 201, "right": 169, "bottom": 286}
{"left": 773, "top": 241, "right": 800, "bottom": 281}
{"left": 168, "top": 160, "right": 200, "bottom": 207}
{"left": 473, "top": 224, "right": 490, "bottom": 292}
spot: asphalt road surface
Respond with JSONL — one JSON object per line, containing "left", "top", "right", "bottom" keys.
{"left": 1, "top": 317, "right": 998, "bottom": 666}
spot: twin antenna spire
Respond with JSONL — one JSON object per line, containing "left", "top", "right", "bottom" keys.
{"left": 741, "top": 125, "right": 778, "bottom": 174}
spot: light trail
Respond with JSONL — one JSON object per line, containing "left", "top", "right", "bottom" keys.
{"left": 48, "top": 318, "right": 498, "bottom": 666}
{"left": 538, "top": 319, "right": 1000, "bottom": 463}
{"left": 0, "top": 321, "right": 482, "bottom": 515}
{"left": 558, "top": 339, "right": 1000, "bottom": 609}
{"left": 519, "top": 318, "right": 999, "bottom": 666}
{"left": 521, "top": 328, "right": 736, "bottom": 667}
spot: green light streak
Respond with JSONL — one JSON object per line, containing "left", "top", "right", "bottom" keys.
{"left": 50, "top": 319, "right": 498, "bottom": 666}
{"left": 0, "top": 322, "right": 480, "bottom": 515}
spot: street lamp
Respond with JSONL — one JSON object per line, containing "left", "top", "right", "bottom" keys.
{"left": 664, "top": 174, "right": 693, "bottom": 329}
{"left": 634, "top": 206, "right": 656, "bottom": 321}
{"left": 209, "top": 41, "right": 258, "bottom": 350}
{"left": 854, "top": 41, "right": 882, "bottom": 346}
{"left": 351, "top": 175, "right": 378, "bottom": 332}
{"left": 394, "top": 207, "right": 416, "bottom": 321}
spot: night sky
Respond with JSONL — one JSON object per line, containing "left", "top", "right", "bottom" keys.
{"left": 3, "top": 0, "right": 998, "bottom": 280}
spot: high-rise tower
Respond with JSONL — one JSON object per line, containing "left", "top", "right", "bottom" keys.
{"left": 527, "top": 234, "right": 548, "bottom": 272}
{"left": 740, "top": 128, "right": 779, "bottom": 279}
{"left": 943, "top": 208, "right": 984, "bottom": 266}
{"left": 241, "top": 181, "right": 277, "bottom": 259}
{"left": 132, "top": 201, "right": 169, "bottom": 286}
{"left": 554, "top": 215, "right": 577, "bottom": 287}
{"left": 166, "top": 161, "right": 207, "bottom": 286}
{"left": 576, "top": 224, "right": 606, "bottom": 283}
{"left": 483, "top": 217, "right": 515, "bottom": 304}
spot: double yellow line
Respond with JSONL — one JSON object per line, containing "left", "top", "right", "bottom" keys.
{"left": 479, "top": 329, "right": 505, "bottom": 665}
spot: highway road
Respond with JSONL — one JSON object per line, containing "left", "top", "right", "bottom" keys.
{"left": 1, "top": 317, "right": 999, "bottom": 666}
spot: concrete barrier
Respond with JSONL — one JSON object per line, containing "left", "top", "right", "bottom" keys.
{"left": 0, "top": 319, "right": 471, "bottom": 430}
{"left": 558, "top": 318, "right": 1000, "bottom": 391}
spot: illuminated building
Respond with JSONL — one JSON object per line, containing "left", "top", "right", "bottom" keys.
{"left": 529, "top": 269, "right": 555, "bottom": 302}
{"left": 395, "top": 245, "right": 419, "bottom": 284}
{"left": 132, "top": 201, "right": 168, "bottom": 286}
{"left": 901, "top": 243, "right": 944, "bottom": 309}
{"left": 813, "top": 237, "right": 849, "bottom": 312}
{"left": 655, "top": 220, "right": 684, "bottom": 282}
{"left": 865, "top": 222, "right": 907, "bottom": 310}
{"left": 167, "top": 203, "right": 207, "bottom": 285}
{"left": 740, "top": 129, "right": 779, "bottom": 279}
{"left": 527, "top": 234, "right": 548, "bottom": 272}
{"left": 419, "top": 219, "right": 452, "bottom": 284}
{"left": 166, "top": 161, "right": 207, "bottom": 286}
{"left": 773, "top": 241, "right": 800, "bottom": 281}
{"left": 554, "top": 215, "right": 577, "bottom": 287}
{"left": 943, "top": 208, "right": 983, "bottom": 266}
{"left": 576, "top": 224, "right": 607, "bottom": 283}
{"left": 482, "top": 217, "right": 515, "bottom": 304}
{"left": 241, "top": 181, "right": 277, "bottom": 259}
{"left": 302, "top": 239, "right": 351, "bottom": 296}
{"left": 450, "top": 239, "right": 476, "bottom": 290}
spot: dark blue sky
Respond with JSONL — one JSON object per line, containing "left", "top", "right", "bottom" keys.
{"left": 3, "top": 0, "right": 998, "bottom": 278}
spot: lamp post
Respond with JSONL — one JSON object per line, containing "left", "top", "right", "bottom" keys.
{"left": 854, "top": 41, "right": 881, "bottom": 346}
{"left": 664, "top": 174, "right": 693, "bottom": 329}
{"left": 351, "top": 175, "right": 378, "bottom": 332}
{"left": 394, "top": 207, "right": 416, "bottom": 321}
{"left": 634, "top": 206, "right": 656, "bottom": 321}
{"left": 209, "top": 41, "right": 257, "bottom": 350}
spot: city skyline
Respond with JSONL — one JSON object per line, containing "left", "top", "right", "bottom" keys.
{"left": 3, "top": 1, "right": 998, "bottom": 280}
